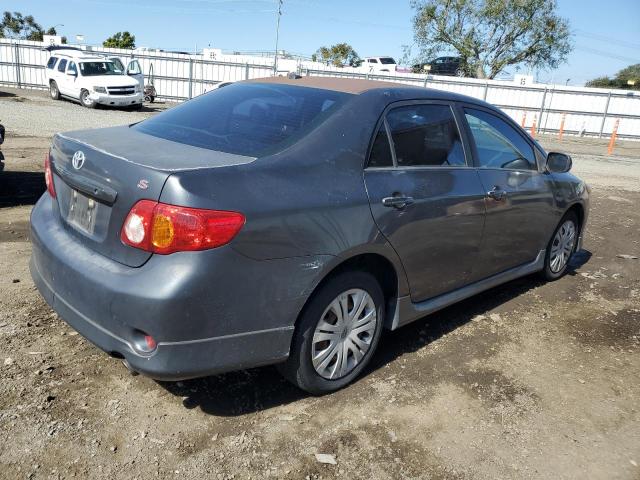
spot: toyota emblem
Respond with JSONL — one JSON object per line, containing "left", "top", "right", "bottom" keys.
{"left": 72, "top": 150, "right": 85, "bottom": 170}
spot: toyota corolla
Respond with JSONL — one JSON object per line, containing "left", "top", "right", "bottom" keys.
{"left": 30, "top": 76, "right": 589, "bottom": 394}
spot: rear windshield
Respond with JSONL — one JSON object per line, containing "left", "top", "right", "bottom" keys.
{"left": 133, "top": 83, "right": 351, "bottom": 157}
{"left": 379, "top": 57, "right": 396, "bottom": 65}
{"left": 79, "top": 61, "right": 122, "bottom": 76}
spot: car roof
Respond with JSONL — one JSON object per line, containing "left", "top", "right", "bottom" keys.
{"left": 49, "top": 50, "right": 111, "bottom": 62}
{"left": 248, "top": 76, "right": 416, "bottom": 94}
{"left": 245, "top": 76, "right": 489, "bottom": 105}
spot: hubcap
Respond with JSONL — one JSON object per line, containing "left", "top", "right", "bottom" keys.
{"left": 82, "top": 92, "right": 90, "bottom": 105}
{"left": 550, "top": 220, "right": 576, "bottom": 273}
{"left": 311, "top": 289, "right": 377, "bottom": 380}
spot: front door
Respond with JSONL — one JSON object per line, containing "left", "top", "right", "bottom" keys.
{"left": 364, "top": 101, "right": 486, "bottom": 302}
{"left": 461, "top": 105, "right": 557, "bottom": 279}
{"left": 126, "top": 60, "right": 144, "bottom": 89}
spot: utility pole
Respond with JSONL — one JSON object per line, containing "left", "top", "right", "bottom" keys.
{"left": 273, "top": 0, "right": 283, "bottom": 74}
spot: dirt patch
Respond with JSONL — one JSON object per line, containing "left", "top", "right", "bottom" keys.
{"left": 1, "top": 93, "right": 640, "bottom": 479}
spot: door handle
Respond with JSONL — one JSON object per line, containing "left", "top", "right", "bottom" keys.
{"left": 382, "top": 195, "right": 414, "bottom": 209}
{"left": 486, "top": 186, "right": 507, "bottom": 201}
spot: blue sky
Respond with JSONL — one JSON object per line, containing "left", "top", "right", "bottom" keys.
{"left": 13, "top": 0, "right": 640, "bottom": 85}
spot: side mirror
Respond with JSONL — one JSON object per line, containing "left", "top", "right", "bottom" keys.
{"left": 546, "top": 152, "right": 572, "bottom": 173}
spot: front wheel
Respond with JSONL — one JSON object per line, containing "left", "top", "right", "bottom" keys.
{"left": 80, "top": 89, "right": 96, "bottom": 109}
{"left": 279, "top": 271, "right": 385, "bottom": 395}
{"left": 541, "top": 212, "right": 579, "bottom": 280}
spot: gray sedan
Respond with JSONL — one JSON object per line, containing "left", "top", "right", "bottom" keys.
{"left": 30, "top": 76, "right": 589, "bottom": 394}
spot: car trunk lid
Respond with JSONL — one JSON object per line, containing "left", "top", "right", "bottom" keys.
{"left": 49, "top": 126, "right": 255, "bottom": 267}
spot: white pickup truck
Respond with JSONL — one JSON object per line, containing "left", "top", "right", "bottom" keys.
{"left": 45, "top": 48, "right": 144, "bottom": 109}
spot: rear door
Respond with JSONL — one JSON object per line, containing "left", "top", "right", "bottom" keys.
{"left": 55, "top": 58, "right": 69, "bottom": 95}
{"left": 364, "top": 101, "right": 487, "bottom": 302}
{"left": 460, "top": 105, "right": 557, "bottom": 279}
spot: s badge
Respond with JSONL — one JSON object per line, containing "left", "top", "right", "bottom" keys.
{"left": 137, "top": 179, "right": 149, "bottom": 190}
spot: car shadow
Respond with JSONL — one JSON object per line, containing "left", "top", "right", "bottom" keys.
{"left": 0, "top": 90, "right": 18, "bottom": 98}
{"left": 0, "top": 170, "right": 46, "bottom": 207}
{"left": 159, "top": 250, "right": 592, "bottom": 416}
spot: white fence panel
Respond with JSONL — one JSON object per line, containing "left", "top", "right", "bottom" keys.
{"left": 1, "top": 38, "right": 639, "bottom": 140}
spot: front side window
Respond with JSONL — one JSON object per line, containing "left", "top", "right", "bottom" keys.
{"left": 67, "top": 62, "right": 77, "bottom": 75}
{"left": 385, "top": 104, "right": 466, "bottom": 167}
{"left": 133, "top": 83, "right": 351, "bottom": 157}
{"left": 368, "top": 124, "right": 393, "bottom": 168}
{"left": 57, "top": 59, "right": 67, "bottom": 73}
{"left": 46, "top": 57, "right": 58, "bottom": 69}
{"left": 464, "top": 108, "right": 536, "bottom": 170}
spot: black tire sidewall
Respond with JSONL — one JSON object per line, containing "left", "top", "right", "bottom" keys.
{"left": 283, "top": 270, "right": 385, "bottom": 395}
{"left": 543, "top": 211, "right": 579, "bottom": 280}
{"left": 80, "top": 90, "right": 95, "bottom": 108}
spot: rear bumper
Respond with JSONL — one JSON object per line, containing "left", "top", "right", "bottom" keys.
{"left": 29, "top": 196, "right": 327, "bottom": 380}
{"left": 31, "top": 256, "right": 290, "bottom": 379}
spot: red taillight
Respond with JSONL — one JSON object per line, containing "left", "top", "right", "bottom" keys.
{"left": 44, "top": 152, "right": 56, "bottom": 198}
{"left": 121, "top": 200, "right": 245, "bottom": 254}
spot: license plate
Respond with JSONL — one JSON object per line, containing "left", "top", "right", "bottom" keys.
{"left": 68, "top": 190, "right": 97, "bottom": 235}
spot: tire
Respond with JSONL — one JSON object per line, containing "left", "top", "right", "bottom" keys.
{"left": 541, "top": 211, "right": 579, "bottom": 281}
{"left": 279, "top": 270, "right": 385, "bottom": 395}
{"left": 455, "top": 68, "right": 465, "bottom": 77}
{"left": 80, "top": 89, "right": 96, "bottom": 109}
{"left": 49, "top": 81, "right": 60, "bottom": 100}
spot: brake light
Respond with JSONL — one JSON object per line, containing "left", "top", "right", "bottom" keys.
{"left": 44, "top": 152, "right": 56, "bottom": 198}
{"left": 121, "top": 200, "right": 245, "bottom": 254}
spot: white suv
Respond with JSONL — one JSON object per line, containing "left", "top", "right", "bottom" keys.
{"left": 45, "top": 50, "right": 144, "bottom": 109}
{"left": 359, "top": 56, "right": 398, "bottom": 73}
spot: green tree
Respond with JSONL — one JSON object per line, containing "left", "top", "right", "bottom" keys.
{"left": 586, "top": 64, "right": 640, "bottom": 91}
{"left": 409, "top": 0, "right": 572, "bottom": 79}
{"left": 315, "top": 43, "right": 360, "bottom": 67}
{"left": 103, "top": 31, "right": 136, "bottom": 49}
{"left": 1, "top": 11, "right": 67, "bottom": 43}
{"left": 1, "top": 11, "right": 43, "bottom": 40}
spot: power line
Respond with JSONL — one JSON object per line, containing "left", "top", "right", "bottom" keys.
{"left": 573, "top": 29, "right": 640, "bottom": 50}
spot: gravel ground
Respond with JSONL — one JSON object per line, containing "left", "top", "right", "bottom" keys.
{"left": 1, "top": 87, "right": 639, "bottom": 480}
{"left": 0, "top": 87, "right": 171, "bottom": 138}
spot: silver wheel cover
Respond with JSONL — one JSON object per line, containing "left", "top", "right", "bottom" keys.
{"left": 311, "top": 288, "right": 377, "bottom": 380}
{"left": 550, "top": 220, "right": 576, "bottom": 273}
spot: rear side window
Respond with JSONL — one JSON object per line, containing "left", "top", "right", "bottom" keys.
{"left": 47, "top": 57, "right": 58, "bottom": 69}
{"left": 368, "top": 124, "right": 393, "bottom": 168}
{"left": 379, "top": 57, "right": 396, "bottom": 65}
{"left": 464, "top": 108, "right": 536, "bottom": 170}
{"left": 385, "top": 104, "right": 466, "bottom": 167}
{"left": 57, "top": 59, "right": 67, "bottom": 73}
{"left": 133, "top": 83, "right": 351, "bottom": 157}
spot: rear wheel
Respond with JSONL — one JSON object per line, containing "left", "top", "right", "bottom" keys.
{"left": 455, "top": 67, "right": 465, "bottom": 77}
{"left": 80, "top": 89, "right": 96, "bottom": 109}
{"left": 279, "top": 270, "right": 384, "bottom": 395}
{"left": 49, "top": 81, "right": 60, "bottom": 100}
{"left": 541, "top": 211, "right": 579, "bottom": 280}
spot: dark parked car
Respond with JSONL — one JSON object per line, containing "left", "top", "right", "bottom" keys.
{"left": 414, "top": 56, "right": 467, "bottom": 77}
{"left": 0, "top": 121, "right": 4, "bottom": 171}
{"left": 30, "top": 77, "right": 589, "bottom": 394}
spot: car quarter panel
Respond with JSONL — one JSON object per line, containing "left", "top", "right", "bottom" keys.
{"left": 158, "top": 89, "right": 415, "bottom": 293}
